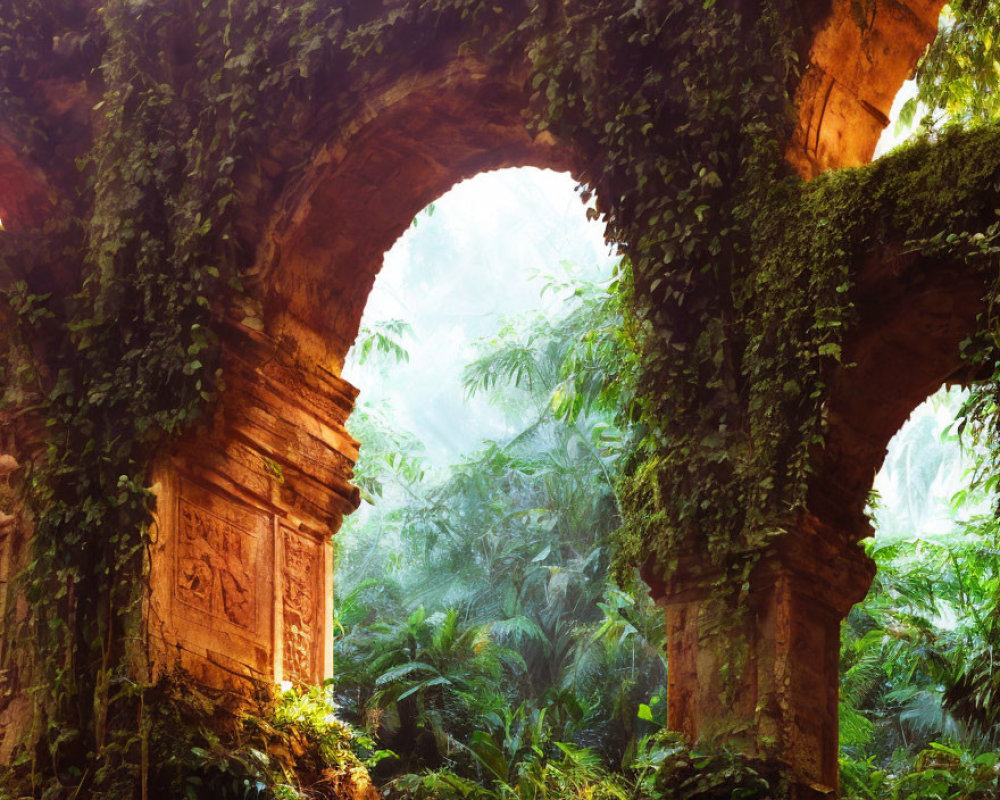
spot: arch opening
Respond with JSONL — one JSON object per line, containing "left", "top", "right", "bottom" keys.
{"left": 246, "top": 62, "right": 578, "bottom": 373}
{"left": 330, "top": 167, "right": 670, "bottom": 780}
{"left": 839, "top": 383, "right": 1000, "bottom": 795}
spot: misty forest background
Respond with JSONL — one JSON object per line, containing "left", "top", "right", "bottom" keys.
{"left": 330, "top": 7, "right": 1000, "bottom": 799}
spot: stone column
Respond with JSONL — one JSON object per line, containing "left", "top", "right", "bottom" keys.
{"left": 147, "top": 322, "right": 361, "bottom": 690}
{"left": 651, "top": 513, "right": 875, "bottom": 798}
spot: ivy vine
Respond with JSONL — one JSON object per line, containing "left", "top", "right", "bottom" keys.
{"left": 522, "top": 2, "right": 829, "bottom": 587}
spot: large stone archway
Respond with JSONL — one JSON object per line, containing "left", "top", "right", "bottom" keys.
{"left": 144, "top": 52, "right": 581, "bottom": 689}
{"left": 0, "top": 1, "right": 985, "bottom": 796}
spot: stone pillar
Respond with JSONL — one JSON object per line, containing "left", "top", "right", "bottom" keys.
{"left": 652, "top": 513, "right": 875, "bottom": 798}
{"left": 147, "top": 323, "right": 360, "bottom": 689}
{"left": 0, "top": 452, "right": 31, "bottom": 761}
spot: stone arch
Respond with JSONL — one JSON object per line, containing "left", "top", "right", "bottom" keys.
{"left": 812, "top": 250, "right": 985, "bottom": 536}
{"left": 651, "top": 4, "right": 989, "bottom": 797}
{"left": 144, "top": 4, "right": 971, "bottom": 794}
{"left": 249, "top": 56, "right": 580, "bottom": 372}
{"left": 657, "top": 242, "right": 983, "bottom": 798}
{"left": 0, "top": 0, "right": 979, "bottom": 794}
{"left": 147, "top": 52, "right": 587, "bottom": 690}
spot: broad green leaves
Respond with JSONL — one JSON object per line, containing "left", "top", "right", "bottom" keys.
{"left": 912, "top": 2, "right": 1000, "bottom": 130}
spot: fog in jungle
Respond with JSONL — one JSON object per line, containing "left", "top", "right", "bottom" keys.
{"left": 342, "top": 168, "right": 617, "bottom": 471}
{"left": 332, "top": 166, "right": 1000, "bottom": 794}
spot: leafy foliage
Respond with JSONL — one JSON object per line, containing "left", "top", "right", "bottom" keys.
{"left": 333, "top": 255, "right": 686, "bottom": 799}
{"left": 524, "top": 2, "right": 821, "bottom": 586}
{"left": 904, "top": 1, "right": 1000, "bottom": 130}
{"left": 648, "top": 733, "right": 789, "bottom": 800}
{"left": 837, "top": 389, "right": 1000, "bottom": 799}
{"left": 355, "top": 320, "right": 413, "bottom": 367}
{"left": 0, "top": 676, "right": 371, "bottom": 800}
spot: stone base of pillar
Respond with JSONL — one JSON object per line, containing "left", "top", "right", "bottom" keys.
{"left": 649, "top": 512, "right": 875, "bottom": 797}
{"left": 147, "top": 323, "right": 361, "bottom": 690}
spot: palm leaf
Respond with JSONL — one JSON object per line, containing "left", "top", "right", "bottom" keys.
{"left": 375, "top": 662, "right": 437, "bottom": 685}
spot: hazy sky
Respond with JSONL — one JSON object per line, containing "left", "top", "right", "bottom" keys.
{"left": 343, "top": 167, "right": 618, "bottom": 469}
{"left": 872, "top": 387, "right": 989, "bottom": 541}
{"left": 874, "top": 79, "right": 920, "bottom": 158}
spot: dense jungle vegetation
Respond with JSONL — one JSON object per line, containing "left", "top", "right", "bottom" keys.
{"left": 331, "top": 4, "right": 1000, "bottom": 798}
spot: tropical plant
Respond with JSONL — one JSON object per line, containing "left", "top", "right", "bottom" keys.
{"left": 900, "top": 0, "right": 1000, "bottom": 131}
{"left": 335, "top": 606, "right": 519, "bottom": 771}
{"left": 333, "top": 263, "right": 664, "bottom": 790}
{"left": 389, "top": 710, "right": 631, "bottom": 800}
{"left": 839, "top": 389, "right": 1000, "bottom": 796}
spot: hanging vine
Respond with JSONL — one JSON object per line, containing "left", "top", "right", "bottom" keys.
{"left": 521, "top": 1, "right": 843, "bottom": 589}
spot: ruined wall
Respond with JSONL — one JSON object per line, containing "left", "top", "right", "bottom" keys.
{"left": 0, "top": 1, "right": 976, "bottom": 796}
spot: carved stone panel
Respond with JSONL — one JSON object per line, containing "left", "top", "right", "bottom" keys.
{"left": 281, "top": 526, "right": 323, "bottom": 683}
{"left": 177, "top": 497, "right": 259, "bottom": 632}
{"left": 168, "top": 479, "right": 273, "bottom": 674}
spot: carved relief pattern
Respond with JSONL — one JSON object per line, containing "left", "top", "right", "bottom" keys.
{"left": 282, "top": 528, "right": 322, "bottom": 682}
{"left": 176, "top": 498, "right": 258, "bottom": 632}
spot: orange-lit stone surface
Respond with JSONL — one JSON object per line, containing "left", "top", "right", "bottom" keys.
{"left": 148, "top": 325, "right": 356, "bottom": 688}
{"left": 647, "top": 514, "right": 875, "bottom": 797}
{"left": 789, "top": 0, "right": 947, "bottom": 176}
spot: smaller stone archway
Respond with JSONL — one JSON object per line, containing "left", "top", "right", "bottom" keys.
{"left": 647, "top": 240, "right": 985, "bottom": 794}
